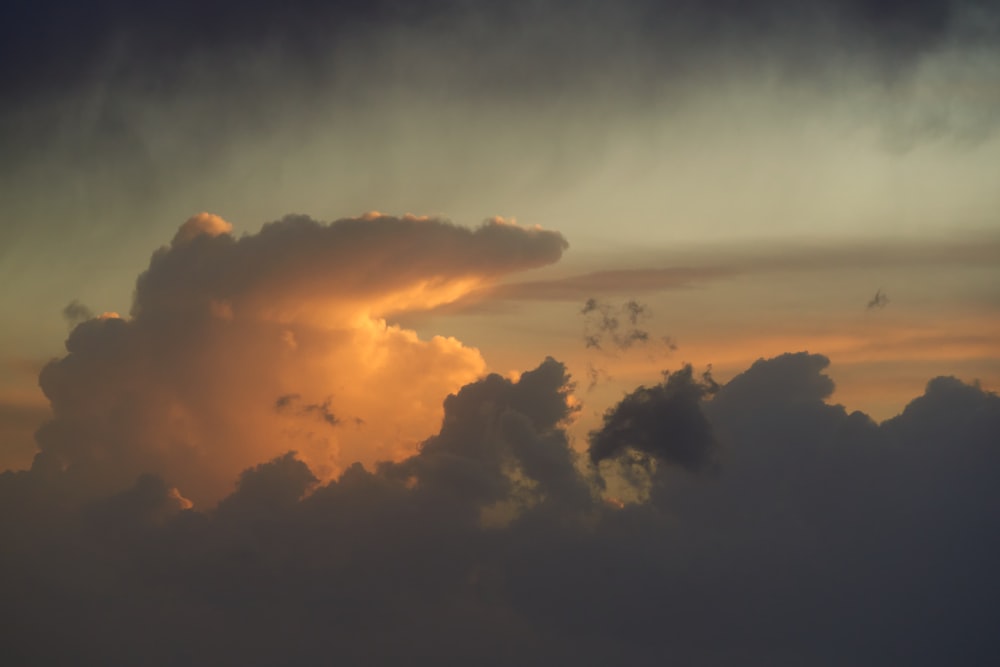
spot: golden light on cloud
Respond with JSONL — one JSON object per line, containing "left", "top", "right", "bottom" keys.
{"left": 172, "top": 212, "right": 234, "bottom": 245}
{"left": 31, "top": 212, "right": 568, "bottom": 506}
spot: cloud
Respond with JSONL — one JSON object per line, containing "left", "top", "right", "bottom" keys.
{"left": 172, "top": 211, "right": 234, "bottom": 245}
{"left": 588, "top": 364, "right": 719, "bottom": 472}
{"left": 867, "top": 288, "right": 889, "bottom": 309}
{"left": 4, "top": 1, "right": 994, "bottom": 109}
{"left": 3, "top": 351, "right": 1000, "bottom": 664}
{"left": 383, "top": 357, "right": 587, "bottom": 514}
{"left": 274, "top": 394, "right": 341, "bottom": 427}
{"left": 494, "top": 267, "right": 734, "bottom": 302}
{"left": 581, "top": 298, "right": 651, "bottom": 351}
{"left": 61, "top": 299, "right": 93, "bottom": 325}
{"left": 215, "top": 451, "right": 318, "bottom": 520}
{"left": 391, "top": 234, "right": 1000, "bottom": 320}
{"left": 136, "top": 212, "right": 567, "bottom": 323}
{"left": 31, "top": 212, "right": 566, "bottom": 506}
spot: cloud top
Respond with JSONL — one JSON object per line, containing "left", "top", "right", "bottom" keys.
{"left": 4, "top": 351, "right": 1000, "bottom": 665}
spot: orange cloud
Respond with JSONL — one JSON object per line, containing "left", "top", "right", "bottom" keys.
{"left": 34, "top": 213, "right": 568, "bottom": 506}
{"left": 172, "top": 212, "right": 234, "bottom": 245}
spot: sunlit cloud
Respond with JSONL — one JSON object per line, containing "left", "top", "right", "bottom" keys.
{"left": 33, "top": 213, "right": 567, "bottom": 505}
{"left": 1, "top": 1, "right": 999, "bottom": 663}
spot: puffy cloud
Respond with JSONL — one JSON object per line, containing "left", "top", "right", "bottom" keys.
{"left": 215, "top": 451, "right": 317, "bottom": 520}
{"left": 711, "top": 351, "right": 836, "bottom": 411}
{"left": 61, "top": 299, "right": 93, "bottom": 326}
{"left": 3, "top": 351, "right": 1000, "bottom": 664}
{"left": 588, "top": 364, "right": 719, "bottom": 472}
{"left": 135, "top": 212, "right": 566, "bottom": 322}
{"left": 33, "top": 212, "right": 567, "bottom": 505}
{"left": 172, "top": 212, "right": 234, "bottom": 245}
{"left": 384, "top": 357, "right": 588, "bottom": 514}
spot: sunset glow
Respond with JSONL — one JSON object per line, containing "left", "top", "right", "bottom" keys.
{"left": 1, "top": 1, "right": 998, "bottom": 665}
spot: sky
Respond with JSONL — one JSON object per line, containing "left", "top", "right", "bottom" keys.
{"left": 1, "top": 0, "right": 999, "bottom": 664}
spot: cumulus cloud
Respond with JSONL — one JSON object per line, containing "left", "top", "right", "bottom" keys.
{"left": 2, "top": 351, "right": 999, "bottom": 665}
{"left": 588, "top": 364, "right": 719, "bottom": 472}
{"left": 383, "top": 357, "right": 588, "bottom": 516}
{"left": 172, "top": 212, "right": 234, "bottom": 245}
{"left": 32, "top": 212, "right": 567, "bottom": 505}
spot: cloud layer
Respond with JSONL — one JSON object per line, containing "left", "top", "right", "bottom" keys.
{"left": 3, "top": 348, "right": 999, "bottom": 665}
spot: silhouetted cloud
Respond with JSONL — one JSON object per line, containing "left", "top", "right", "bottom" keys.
{"left": 1, "top": 0, "right": 999, "bottom": 653}
{"left": 588, "top": 364, "right": 719, "bottom": 472}
{"left": 215, "top": 452, "right": 318, "bottom": 520}
{"left": 61, "top": 299, "right": 92, "bottom": 326}
{"left": 2, "top": 351, "right": 998, "bottom": 665}
{"left": 275, "top": 394, "right": 340, "bottom": 427}
{"left": 581, "top": 298, "right": 652, "bottom": 351}
{"left": 867, "top": 288, "right": 890, "bottom": 309}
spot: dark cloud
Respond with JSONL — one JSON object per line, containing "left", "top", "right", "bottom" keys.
{"left": 867, "top": 288, "right": 890, "bottom": 309}
{"left": 275, "top": 394, "right": 340, "bottom": 427}
{"left": 61, "top": 299, "right": 93, "bottom": 326}
{"left": 384, "top": 357, "right": 586, "bottom": 510}
{"left": 2, "top": 0, "right": 991, "bottom": 104}
{"left": 581, "top": 298, "right": 652, "bottom": 351}
{"left": 711, "top": 351, "right": 836, "bottom": 413}
{"left": 215, "top": 451, "right": 318, "bottom": 520}
{"left": 2, "top": 352, "right": 1000, "bottom": 664}
{"left": 3, "top": 0, "right": 996, "bottom": 206}
{"left": 588, "top": 364, "right": 719, "bottom": 472}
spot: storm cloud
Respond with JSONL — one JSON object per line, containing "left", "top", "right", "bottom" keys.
{"left": 1, "top": 1, "right": 999, "bottom": 663}
{"left": 3, "top": 350, "right": 999, "bottom": 665}
{"left": 32, "top": 213, "right": 566, "bottom": 505}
